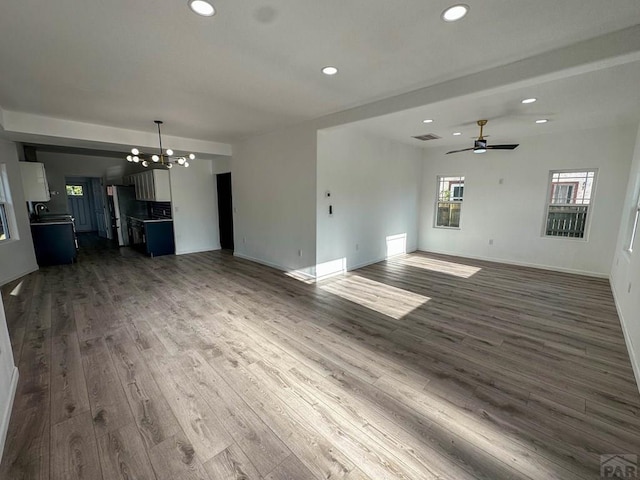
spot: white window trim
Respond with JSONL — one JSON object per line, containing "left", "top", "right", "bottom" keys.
{"left": 542, "top": 168, "right": 597, "bottom": 241}
{"left": 434, "top": 175, "right": 465, "bottom": 230}
{"left": 0, "top": 164, "right": 18, "bottom": 244}
{"left": 627, "top": 198, "right": 640, "bottom": 253}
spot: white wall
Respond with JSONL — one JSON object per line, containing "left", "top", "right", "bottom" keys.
{"left": 0, "top": 140, "right": 38, "bottom": 285}
{"left": 419, "top": 125, "right": 635, "bottom": 276}
{"left": 611, "top": 122, "right": 640, "bottom": 391}
{"left": 0, "top": 294, "right": 18, "bottom": 464}
{"left": 317, "top": 128, "right": 422, "bottom": 275}
{"left": 213, "top": 156, "right": 231, "bottom": 175}
{"left": 232, "top": 125, "right": 317, "bottom": 273}
{"left": 37, "top": 151, "right": 125, "bottom": 213}
{"left": 169, "top": 158, "right": 221, "bottom": 255}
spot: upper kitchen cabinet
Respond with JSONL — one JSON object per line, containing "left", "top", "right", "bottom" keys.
{"left": 129, "top": 170, "right": 171, "bottom": 202}
{"left": 20, "top": 162, "right": 50, "bottom": 201}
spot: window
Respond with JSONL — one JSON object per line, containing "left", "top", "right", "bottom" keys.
{"left": 544, "top": 170, "right": 596, "bottom": 239}
{"left": 435, "top": 175, "right": 464, "bottom": 228}
{"left": 66, "top": 185, "right": 84, "bottom": 196}
{"left": 0, "top": 164, "right": 14, "bottom": 242}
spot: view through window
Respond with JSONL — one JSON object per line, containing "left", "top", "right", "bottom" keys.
{"left": 66, "top": 185, "right": 84, "bottom": 196}
{"left": 435, "top": 175, "right": 465, "bottom": 228}
{"left": 545, "top": 170, "right": 596, "bottom": 239}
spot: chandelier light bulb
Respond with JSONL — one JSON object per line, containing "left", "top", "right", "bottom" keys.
{"left": 152, "top": 155, "right": 160, "bottom": 162}
{"left": 133, "top": 156, "right": 140, "bottom": 163}
{"left": 189, "top": 153, "right": 196, "bottom": 160}
{"left": 126, "top": 155, "right": 133, "bottom": 162}
{"left": 142, "top": 160, "right": 149, "bottom": 167}
{"left": 178, "top": 158, "right": 185, "bottom": 165}
{"left": 184, "top": 161, "right": 190, "bottom": 168}
{"left": 166, "top": 148, "right": 174, "bottom": 156}
{"left": 131, "top": 148, "right": 140, "bottom": 155}
{"left": 167, "top": 163, "right": 173, "bottom": 169}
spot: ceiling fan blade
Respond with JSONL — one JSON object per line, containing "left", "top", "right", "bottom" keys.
{"left": 486, "top": 144, "right": 519, "bottom": 150}
{"left": 445, "top": 147, "right": 475, "bottom": 154}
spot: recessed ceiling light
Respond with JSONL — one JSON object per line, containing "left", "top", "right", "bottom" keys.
{"left": 535, "top": 119, "right": 548, "bottom": 124}
{"left": 441, "top": 4, "right": 469, "bottom": 22}
{"left": 521, "top": 98, "right": 537, "bottom": 104}
{"left": 188, "top": 0, "right": 215, "bottom": 17}
{"left": 453, "top": 132, "right": 462, "bottom": 136}
{"left": 321, "top": 66, "right": 338, "bottom": 76}
{"left": 422, "top": 119, "right": 433, "bottom": 124}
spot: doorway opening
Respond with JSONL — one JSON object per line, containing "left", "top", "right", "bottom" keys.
{"left": 216, "top": 172, "right": 234, "bottom": 250}
{"left": 65, "top": 176, "right": 108, "bottom": 238}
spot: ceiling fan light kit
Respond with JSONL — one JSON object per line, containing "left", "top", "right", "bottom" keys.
{"left": 446, "top": 119, "right": 519, "bottom": 155}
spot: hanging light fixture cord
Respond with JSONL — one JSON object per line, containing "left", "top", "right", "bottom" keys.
{"left": 155, "top": 120, "right": 164, "bottom": 162}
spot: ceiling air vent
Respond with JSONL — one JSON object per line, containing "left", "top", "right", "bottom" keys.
{"left": 412, "top": 133, "right": 441, "bottom": 141}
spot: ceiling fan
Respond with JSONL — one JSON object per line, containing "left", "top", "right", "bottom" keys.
{"left": 446, "top": 120, "right": 519, "bottom": 154}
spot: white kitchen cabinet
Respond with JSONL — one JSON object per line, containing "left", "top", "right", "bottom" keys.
{"left": 19, "top": 162, "right": 50, "bottom": 201}
{"left": 152, "top": 170, "right": 171, "bottom": 201}
{"left": 132, "top": 170, "right": 171, "bottom": 202}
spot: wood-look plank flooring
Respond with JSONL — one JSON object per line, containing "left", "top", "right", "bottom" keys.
{"left": 1, "top": 235, "right": 639, "bottom": 479}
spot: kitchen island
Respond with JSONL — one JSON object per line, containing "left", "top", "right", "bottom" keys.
{"left": 30, "top": 219, "right": 77, "bottom": 266}
{"left": 127, "top": 216, "right": 175, "bottom": 257}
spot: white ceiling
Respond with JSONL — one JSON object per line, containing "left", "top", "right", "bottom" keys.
{"left": 1, "top": 0, "right": 640, "bottom": 144}
{"left": 346, "top": 60, "right": 640, "bottom": 150}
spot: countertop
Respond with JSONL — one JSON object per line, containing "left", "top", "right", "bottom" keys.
{"left": 31, "top": 220, "right": 74, "bottom": 226}
{"left": 127, "top": 215, "right": 173, "bottom": 224}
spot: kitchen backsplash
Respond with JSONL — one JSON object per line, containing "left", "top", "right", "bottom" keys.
{"left": 150, "top": 202, "right": 172, "bottom": 220}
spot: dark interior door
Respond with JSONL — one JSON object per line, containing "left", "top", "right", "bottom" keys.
{"left": 217, "top": 173, "right": 234, "bottom": 250}
{"left": 66, "top": 178, "right": 95, "bottom": 232}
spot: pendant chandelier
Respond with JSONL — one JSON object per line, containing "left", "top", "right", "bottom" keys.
{"left": 126, "top": 121, "right": 193, "bottom": 169}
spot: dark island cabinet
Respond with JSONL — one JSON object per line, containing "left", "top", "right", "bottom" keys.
{"left": 144, "top": 221, "right": 175, "bottom": 257}
{"left": 30, "top": 223, "right": 77, "bottom": 266}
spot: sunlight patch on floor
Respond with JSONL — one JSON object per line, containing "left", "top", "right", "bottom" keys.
{"left": 395, "top": 256, "right": 481, "bottom": 278}
{"left": 10, "top": 280, "right": 24, "bottom": 296}
{"left": 320, "top": 275, "right": 429, "bottom": 319}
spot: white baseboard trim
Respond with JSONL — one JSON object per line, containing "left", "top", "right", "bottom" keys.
{"left": 417, "top": 248, "right": 609, "bottom": 278}
{"left": 0, "top": 266, "right": 38, "bottom": 288}
{"left": 0, "top": 366, "right": 19, "bottom": 465}
{"left": 610, "top": 280, "right": 640, "bottom": 395}
{"left": 233, "top": 252, "right": 288, "bottom": 272}
{"left": 234, "top": 250, "right": 421, "bottom": 281}
{"left": 175, "top": 245, "right": 221, "bottom": 255}
{"left": 347, "top": 249, "right": 418, "bottom": 272}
